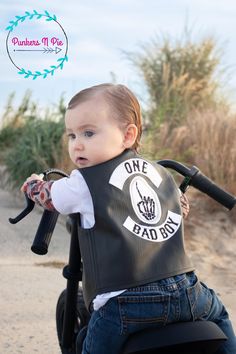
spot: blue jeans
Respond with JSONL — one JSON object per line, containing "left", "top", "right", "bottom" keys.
{"left": 81, "top": 272, "right": 236, "bottom": 354}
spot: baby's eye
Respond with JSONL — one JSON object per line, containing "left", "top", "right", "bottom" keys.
{"left": 84, "top": 131, "right": 94, "bottom": 137}
{"left": 67, "top": 133, "right": 76, "bottom": 139}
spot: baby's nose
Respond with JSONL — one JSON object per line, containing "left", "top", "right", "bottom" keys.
{"left": 75, "top": 139, "right": 84, "bottom": 150}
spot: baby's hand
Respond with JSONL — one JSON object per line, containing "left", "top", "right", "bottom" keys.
{"left": 20, "top": 173, "right": 44, "bottom": 192}
{"left": 20, "top": 173, "right": 55, "bottom": 211}
{"left": 180, "top": 193, "right": 190, "bottom": 219}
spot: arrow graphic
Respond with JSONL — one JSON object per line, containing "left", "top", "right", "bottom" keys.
{"left": 13, "top": 47, "right": 62, "bottom": 54}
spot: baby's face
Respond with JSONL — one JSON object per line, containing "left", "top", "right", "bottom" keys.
{"left": 65, "top": 96, "right": 126, "bottom": 168}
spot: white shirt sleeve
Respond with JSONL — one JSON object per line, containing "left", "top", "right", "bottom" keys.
{"left": 51, "top": 169, "right": 95, "bottom": 228}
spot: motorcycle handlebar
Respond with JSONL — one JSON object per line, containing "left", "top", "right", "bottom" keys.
{"left": 191, "top": 171, "right": 235, "bottom": 210}
{"left": 9, "top": 168, "right": 68, "bottom": 224}
{"left": 31, "top": 209, "right": 59, "bottom": 255}
{"left": 9, "top": 162, "right": 235, "bottom": 256}
{"left": 9, "top": 168, "right": 69, "bottom": 254}
{"left": 157, "top": 160, "right": 235, "bottom": 210}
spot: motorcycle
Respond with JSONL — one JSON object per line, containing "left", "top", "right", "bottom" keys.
{"left": 9, "top": 160, "right": 235, "bottom": 353}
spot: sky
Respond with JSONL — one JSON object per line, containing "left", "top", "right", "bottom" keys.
{"left": 1, "top": 0, "right": 236, "bottom": 118}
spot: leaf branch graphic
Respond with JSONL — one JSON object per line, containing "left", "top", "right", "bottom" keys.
{"left": 5, "top": 10, "right": 57, "bottom": 32}
{"left": 18, "top": 55, "right": 68, "bottom": 79}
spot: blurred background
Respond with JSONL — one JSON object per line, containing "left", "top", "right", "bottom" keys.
{"left": 0, "top": 0, "right": 235, "bottom": 193}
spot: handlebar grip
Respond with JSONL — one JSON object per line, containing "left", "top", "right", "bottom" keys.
{"left": 191, "top": 171, "right": 236, "bottom": 210}
{"left": 31, "top": 210, "right": 59, "bottom": 255}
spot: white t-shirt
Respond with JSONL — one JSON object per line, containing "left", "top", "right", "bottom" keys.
{"left": 51, "top": 169, "right": 95, "bottom": 228}
{"left": 51, "top": 169, "right": 125, "bottom": 310}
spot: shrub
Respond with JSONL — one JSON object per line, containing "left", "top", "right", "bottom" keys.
{"left": 130, "top": 33, "right": 224, "bottom": 129}
{"left": 5, "top": 118, "right": 65, "bottom": 188}
{"left": 143, "top": 109, "right": 236, "bottom": 195}
{"left": 0, "top": 90, "right": 66, "bottom": 188}
{"left": 186, "top": 109, "right": 236, "bottom": 194}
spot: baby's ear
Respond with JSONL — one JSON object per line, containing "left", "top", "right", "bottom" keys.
{"left": 123, "top": 124, "right": 138, "bottom": 148}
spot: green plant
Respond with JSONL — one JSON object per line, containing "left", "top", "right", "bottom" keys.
{"left": 129, "top": 32, "right": 225, "bottom": 131}
{"left": 5, "top": 118, "right": 64, "bottom": 188}
{"left": 1, "top": 90, "right": 66, "bottom": 187}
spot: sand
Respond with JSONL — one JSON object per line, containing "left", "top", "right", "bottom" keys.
{"left": 0, "top": 185, "right": 235, "bottom": 354}
{"left": 0, "top": 187, "right": 69, "bottom": 353}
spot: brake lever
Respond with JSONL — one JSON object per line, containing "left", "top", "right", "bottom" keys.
{"left": 9, "top": 193, "right": 35, "bottom": 224}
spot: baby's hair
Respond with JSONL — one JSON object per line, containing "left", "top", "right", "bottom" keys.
{"left": 67, "top": 83, "right": 142, "bottom": 151}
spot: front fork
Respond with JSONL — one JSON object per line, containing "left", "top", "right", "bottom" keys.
{"left": 61, "top": 214, "right": 82, "bottom": 350}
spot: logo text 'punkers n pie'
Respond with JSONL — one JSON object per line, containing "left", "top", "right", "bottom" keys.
{"left": 11, "top": 37, "right": 64, "bottom": 47}
{"left": 5, "top": 10, "right": 68, "bottom": 79}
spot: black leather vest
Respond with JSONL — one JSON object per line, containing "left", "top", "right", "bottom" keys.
{"left": 79, "top": 149, "right": 194, "bottom": 309}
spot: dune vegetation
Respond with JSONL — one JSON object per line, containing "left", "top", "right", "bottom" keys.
{"left": 0, "top": 32, "right": 235, "bottom": 194}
